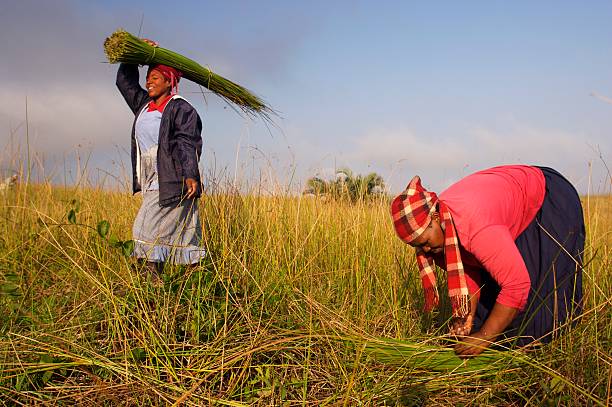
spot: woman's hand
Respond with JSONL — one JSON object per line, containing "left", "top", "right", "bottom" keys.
{"left": 142, "top": 38, "right": 159, "bottom": 47}
{"left": 449, "top": 314, "right": 474, "bottom": 337}
{"left": 449, "top": 294, "right": 478, "bottom": 336}
{"left": 184, "top": 178, "right": 198, "bottom": 199}
{"left": 454, "top": 331, "right": 491, "bottom": 357}
{"left": 453, "top": 302, "right": 519, "bottom": 358}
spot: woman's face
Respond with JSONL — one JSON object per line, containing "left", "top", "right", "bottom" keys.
{"left": 410, "top": 213, "right": 445, "bottom": 254}
{"left": 146, "top": 70, "right": 172, "bottom": 100}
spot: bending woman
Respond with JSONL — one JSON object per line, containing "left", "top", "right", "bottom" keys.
{"left": 116, "top": 48, "right": 206, "bottom": 276}
{"left": 390, "top": 165, "right": 584, "bottom": 356}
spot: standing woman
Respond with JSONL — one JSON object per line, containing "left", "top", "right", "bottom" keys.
{"left": 116, "top": 39, "right": 206, "bottom": 277}
{"left": 390, "top": 165, "right": 584, "bottom": 356}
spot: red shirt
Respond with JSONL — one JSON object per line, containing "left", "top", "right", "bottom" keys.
{"left": 437, "top": 165, "right": 546, "bottom": 310}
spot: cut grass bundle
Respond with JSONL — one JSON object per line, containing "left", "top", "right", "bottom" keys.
{"left": 360, "top": 337, "right": 520, "bottom": 373}
{"left": 104, "top": 29, "right": 271, "bottom": 118}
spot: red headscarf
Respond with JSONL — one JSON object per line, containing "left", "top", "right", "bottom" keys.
{"left": 147, "top": 64, "right": 182, "bottom": 93}
{"left": 146, "top": 64, "right": 183, "bottom": 112}
{"left": 391, "top": 176, "right": 471, "bottom": 318}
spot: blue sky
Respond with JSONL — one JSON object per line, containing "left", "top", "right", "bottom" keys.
{"left": 1, "top": 1, "right": 611, "bottom": 193}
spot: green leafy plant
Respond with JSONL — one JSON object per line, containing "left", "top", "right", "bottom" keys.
{"left": 66, "top": 199, "right": 80, "bottom": 224}
{"left": 96, "top": 220, "right": 110, "bottom": 239}
{"left": 97, "top": 219, "right": 133, "bottom": 257}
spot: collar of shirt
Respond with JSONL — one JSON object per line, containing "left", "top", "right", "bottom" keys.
{"left": 147, "top": 95, "right": 172, "bottom": 113}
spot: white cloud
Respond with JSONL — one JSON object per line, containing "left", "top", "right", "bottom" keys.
{"left": 344, "top": 123, "right": 609, "bottom": 194}
{"left": 0, "top": 83, "right": 131, "bottom": 153}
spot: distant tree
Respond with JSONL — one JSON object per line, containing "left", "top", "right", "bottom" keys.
{"left": 304, "top": 168, "right": 385, "bottom": 202}
{"left": 304, "top": 176, "right": 327, "bottom": 196}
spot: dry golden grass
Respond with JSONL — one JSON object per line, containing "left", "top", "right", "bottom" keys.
{"left": 0, "top": 181, "right": 610, "bottom": 405}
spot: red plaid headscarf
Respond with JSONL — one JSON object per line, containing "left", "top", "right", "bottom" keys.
{"left": 391, "top": 176, "right": 471, "bottom": 318}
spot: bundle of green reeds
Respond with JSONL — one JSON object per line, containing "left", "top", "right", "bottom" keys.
{"left": 361, "top": 337, "right": 521, "bottom": 373}
{"left": 103, "top": 29, "right": 270, "bottom": 117}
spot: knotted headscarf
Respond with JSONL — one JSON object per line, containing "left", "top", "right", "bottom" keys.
{"left": 147, "top": 64, "right": 182, "bottom": 93}
{"left": 391, "top": 176, "right": 471, "bottom": 318}
{"left": 145, "top": 64, "right": 183, "bottom": 112}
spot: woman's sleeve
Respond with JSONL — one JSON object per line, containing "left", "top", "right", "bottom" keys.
{"left": 173, "top": 102, "right": 203, "bottom": 180}
{"left": 469, "top": 225, "right": 531, "bottom": 310}
{"left": 116, "top": 63, "right": 148, "bottom": 114}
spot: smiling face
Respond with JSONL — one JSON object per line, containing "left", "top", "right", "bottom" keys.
{"left": 146, "top": 69, "right": 172, "bottom": 101}
{"left": 409, "top": 212, "right": 445, "bottom": 254}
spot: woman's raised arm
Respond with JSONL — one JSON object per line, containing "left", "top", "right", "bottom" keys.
{"left": 116, "top": 63, "right": 149, "bottom": 115}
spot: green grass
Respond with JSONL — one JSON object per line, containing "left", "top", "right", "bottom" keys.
{"left": 0, "top": 180, "right": 610, "bottom": 405}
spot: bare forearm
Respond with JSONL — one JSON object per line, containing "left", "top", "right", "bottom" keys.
{"left": 477, "top": 302, "right": 518, "bottom": 340}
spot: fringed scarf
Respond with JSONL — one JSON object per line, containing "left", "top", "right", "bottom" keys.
{"left": 391, "top": 176, "right": 471, "bottom": 318}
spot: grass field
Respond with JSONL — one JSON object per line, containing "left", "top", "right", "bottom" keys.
{"left": 0, "top": 179, "right": 610, "bottom": 405}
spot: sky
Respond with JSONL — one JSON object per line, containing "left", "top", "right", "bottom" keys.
{"left": 1, "top": 0, "right": 612, "bottom": 194}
